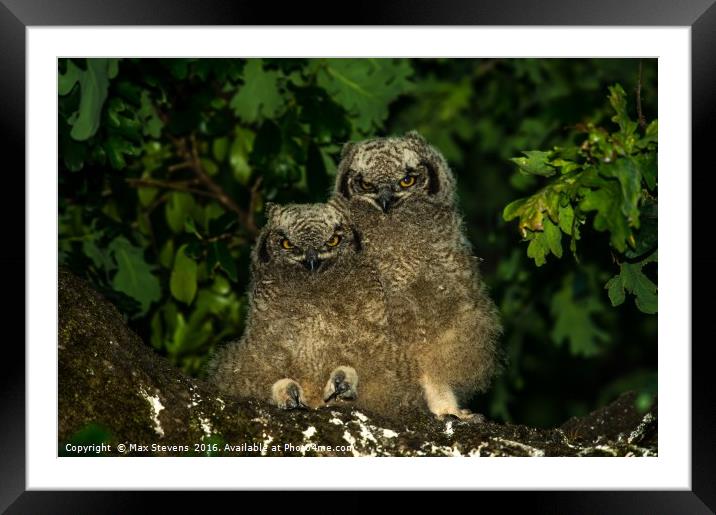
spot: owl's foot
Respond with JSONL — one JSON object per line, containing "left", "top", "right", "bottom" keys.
{"left": 438, "top": 409, "right": 486, "bottom": 423}
{"left": 271, "top": 378, "right": 308, "bottom": 410}
{"left": 420, "top": 375, "right": 486, "bottom": 423}
{"left": 323, "top": 366, "right": 358, "bottom": 403}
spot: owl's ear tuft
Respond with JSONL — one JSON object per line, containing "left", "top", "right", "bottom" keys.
{"left": 264, "top": 202, "right": 280, "bottom": 221}
{"left": 336, "top": 142, "right": 356, "bottom": 200}
{"left": 421, "top": 158, "right": 441, "bottom": 196}
{"left": 351, "top": 227, "right": 363, "bottom": 253}
{"left": 336, "top": 167, "right": 352, "bottom": 200}
{"left": 256, "top": 232, "right": 271, "bottom": 264}
{"left": 340, "top": 141, "right": 356, "bottom": 160}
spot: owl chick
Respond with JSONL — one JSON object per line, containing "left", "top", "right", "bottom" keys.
{"left": 210, "top": 201, "right": 409, "bottom": 415}
{"left": 333, "top": 131, "right": 502, "bottom": 421}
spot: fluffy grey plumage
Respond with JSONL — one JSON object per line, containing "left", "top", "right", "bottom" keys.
{"left": 333, "top": 131, "right": 502, "bottom": 420}
{"left": 210, "top": 201, "right": 413, "bottom": 416}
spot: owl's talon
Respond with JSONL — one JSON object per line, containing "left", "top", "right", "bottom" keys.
{"left": 324, "top": 366, "right": 358, "bottom": 403}
{"left": 437, "top": 409, "right": 485, "bottom": 423}
{"left": 272, "top": 378, "right": 308, "bottom": 410}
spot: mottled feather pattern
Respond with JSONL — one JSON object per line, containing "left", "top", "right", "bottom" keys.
{"left": 334, "top": 131, "right": 502, "bottom": 418}
{"left": 210, "top": 202, "right": 415, "bottom": 415}
{"left": 212, "top": 131, "right": 501, "bottom": 421}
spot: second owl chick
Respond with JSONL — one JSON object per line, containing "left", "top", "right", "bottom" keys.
{"left": 334, "top": 131, "right": 503, "bottom": 421}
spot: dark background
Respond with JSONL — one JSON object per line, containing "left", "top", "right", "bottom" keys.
{"left": 58, "top": 57, "right": 658, "bottom": 428}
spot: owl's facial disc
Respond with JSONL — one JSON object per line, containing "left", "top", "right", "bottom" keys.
{"left": 351, "top": 167, "right": 426, "bottom": 214}
{"left": 258, "top": 203, "right": 361, "bottom": 271}
{"left": 276, "top": 226, "right": 347, "bottom": 273}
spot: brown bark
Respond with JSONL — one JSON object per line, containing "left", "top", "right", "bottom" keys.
{"left": 58, "top": 269, "right": 657, "bottom": 457}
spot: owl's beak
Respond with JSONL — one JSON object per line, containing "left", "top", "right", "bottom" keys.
{"left": 377, "top": 186, "right": 394, "bottom": 213}
{"left": 303, "top": 248, "right": 320, "bottom": 272}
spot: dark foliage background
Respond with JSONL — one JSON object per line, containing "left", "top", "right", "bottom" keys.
{"left": 58, "top": 58, "right": 657, "bottom": 427}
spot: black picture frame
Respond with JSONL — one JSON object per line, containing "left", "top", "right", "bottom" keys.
{"left": 2, "top": 1, "right": 712, "bottom": 511}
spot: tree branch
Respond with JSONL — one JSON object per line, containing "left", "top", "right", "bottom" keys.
{"left": 128, "top": 134, "right": 262, "bottom": 238}
{"left": 59, "top": 269, "right": 658, "bottom": 457}
{"left": 178, "top": 134, "right": 260, "bottom": 237}
{"left": 125, "top": 178, "right": 215, "bottom": 198}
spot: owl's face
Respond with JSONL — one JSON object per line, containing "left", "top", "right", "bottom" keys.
{"left": 335, "top": 131, "right": 453, "bottom": 214}
{"left": 255, "top": 202, "right": 361, "bottom": 273}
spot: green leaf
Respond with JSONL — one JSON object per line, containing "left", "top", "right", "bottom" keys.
{"left": 59, "top": 129, "right": 88, "bottom": 172}
{"left": 109, "top": 237, "right": 161, "bottom": 316}
{"left": 58, "top": 59, "right": 82, "bottom": 95}
{"left": 166, "top": 312, "right": 187, "bottom": 356}
{"left": 551, "top": 157, "right": 581, "bottom": 175}
{"left": 503, "top": 182, "right": 566, "bottom": 239}
{"left": 604, "top": 253, "right": 657, "bottom": 314}
{"left": 165, "top": 193, "right": 197, "bottom": 234}
{"left": 207, "top": 241, "right": 238, "bottom": 282}
{"left": 597, "top": 159, "right": 642, "bottom": 226}
{"left": 579, "top": 179, "right": 632, "bottom": 253}
{"left": 626, "top": 200, "right": 657, "bottom": 259}
{"left": 195, "top": 288, "right": 233, "bottom": 317}
{"left": 170, "top": 244, "right": 198, "bottom": 305}
{"left": 503, "top": 198, "right": 527, "bottom": 222}
{"left": 527, "top": 235, "right": 547, "bottom": 267}
{"left": 150, "top": 312, "right": 164, "bottom": 350}
{"left": 510, "top": 150, "right": 555, "bottom": 177}
{"left": 184, "top": 216, "right": 203, "bottom": 239}
{"left": 637, "top": 119, "right": 658, "bottom": 150}
{"left": 213, "top": 137, "right": 229, "bottom": 162}
{"left": 605, "top": 275, "right": 626, "bottom": 306}
{"left": 558, "top": 203, "right": 575, "bottom": 236}
{"left": 59, "top": 59, "right": 119, "bottom": 141}
{"left": 637, "top": 152, "right": 657, "bottom": 191}
{"left": 104, "top": 135, "right": 141, "bottom": 170}
{"left": 200, "top": 158, "right": 218, "bottom": 176}
{"left": 608, "top": 83, "right": 638, "bottom": 143}
{"left": 159, "top": 239, "right": 175, "bottom": 269}
{"left": 136, "top": 170, "right": 158, "bottom": 207}
{"left": 315, "top": 58, "right": 414, "bottom": 134}
{"left": 82, "top": 235, "right": 114, "bottom": 271}
{"left": 229, "top": 127, "right": 255, "bottom": 185}
{"left": 138, "top": 90, "right": 163, "bottom": 138}
{"left": 208, "top": 212, "right": 238, "bottom": 236}
{"left": 543, "top": 218, "right": 562, "bottom": 258}
{"left": 551, "top": 275, "right": 609, "bottom": 356}
{"left": 295, "top": 86, "right": 350, "bottom": 144}
{"left": 230, "top": 59, "right": 285, "bottom": 123}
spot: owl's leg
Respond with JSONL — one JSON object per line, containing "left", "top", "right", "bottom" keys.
{"left": 323, "top": 366, "right": 359, "bottom": 403}
{"left": 271, "top": 378, "right": 309, "bottom": 410}
{"left": 419, "top": 375, "right": 485, "bottom": 422}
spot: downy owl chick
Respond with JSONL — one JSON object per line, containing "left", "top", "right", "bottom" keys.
{"left": 210, "top": 201, "right": 407, "bottom": 415}
{"left": 333, "top": 131, "right": 502, "bottom": 420}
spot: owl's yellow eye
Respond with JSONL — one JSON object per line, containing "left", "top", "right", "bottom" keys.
{"left": 326, "top": 234, "right": 342, "bottom": 247}
{"left": 399, "top": 175, "right": 416, "bottom": 188}
{"left": 281, "top": 238, "right": 294, "bottom": 250}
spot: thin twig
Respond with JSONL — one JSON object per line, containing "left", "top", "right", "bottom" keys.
{"left": 184, "top": 134, "right": 259, "bottom": 237}
{"left": 144, "top": 192, "right": 169, "bottom": 215}
{"left": 125, "top": 178, "right": 216, "bottom": 198}
{"left": 636, "top": 60, "right": 647, "bottom": 129}
{"left": 167, "top": 162, "right": 195, "bottom": 173}
{"left": 205, "top": 232, "right": 236, "bottom": 243}
{"left": 133, "top": 134, "right": 261, "bottom": 238}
